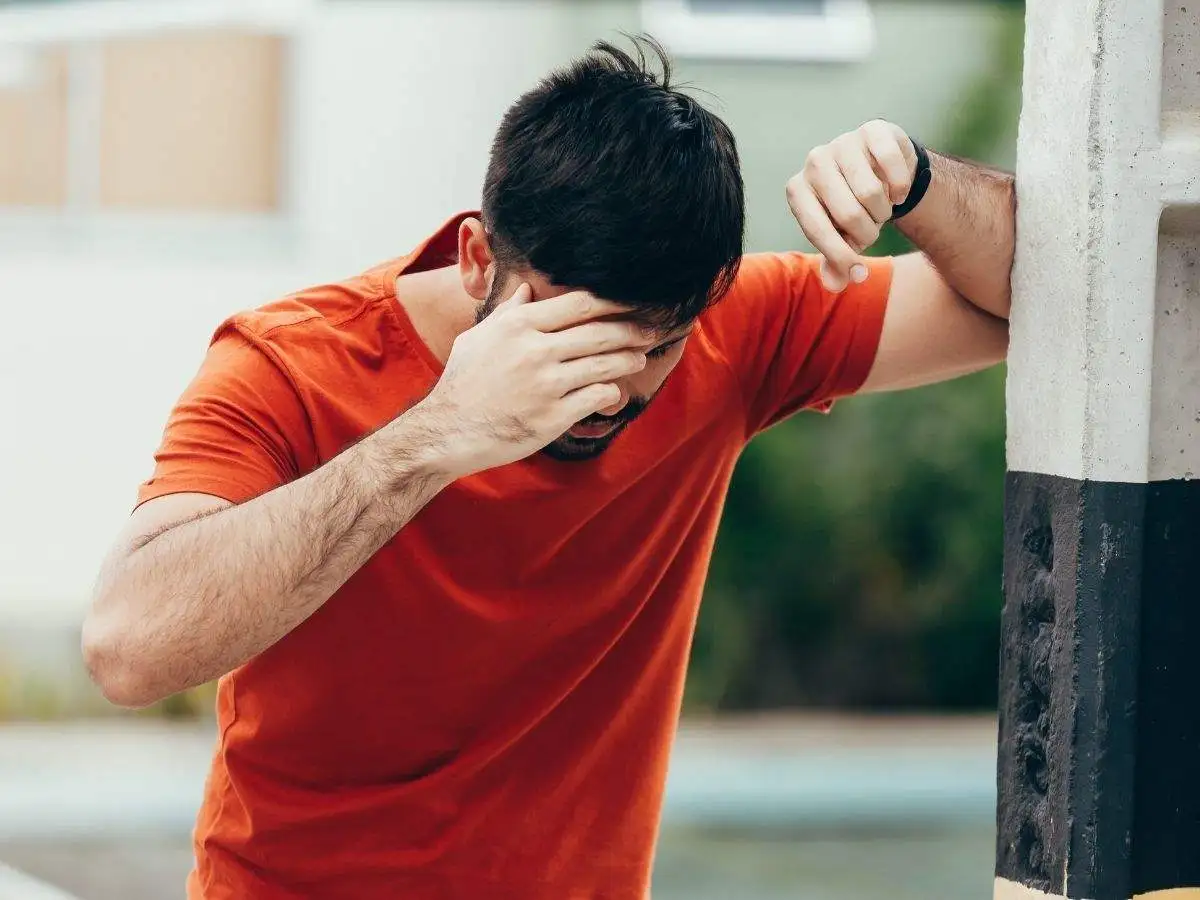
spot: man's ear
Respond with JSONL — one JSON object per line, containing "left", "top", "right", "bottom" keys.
{"left": 458, "top": 218, "right": 494, "bottom": 302}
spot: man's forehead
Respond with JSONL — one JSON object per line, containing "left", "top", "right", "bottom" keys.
{"left": 524, "top": 283, "right": 693, "bottom": 339}
{"left": 646, "top": 320, "right": 696, "bottom": 342}
{"left": 603, "top": 310, "right": 695, "bottom": 342}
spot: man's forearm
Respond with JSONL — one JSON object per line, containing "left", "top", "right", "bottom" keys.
{"left": 87, "top": 409, "right": 452, "bottom": 706}
{"left": 896, "top": 151, "right": 1016, "bottom": 319}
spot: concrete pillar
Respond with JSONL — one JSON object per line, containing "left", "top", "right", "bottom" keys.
{"left": 998, "top": 1, "right": 1200, "bottom": 899}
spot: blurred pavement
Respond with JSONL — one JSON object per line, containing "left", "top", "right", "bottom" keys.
{"left": 0, "top": 715, "right": 997, "bottom": 840}
{"left": 0, "top": 714, "right": 998, "bottom": 899}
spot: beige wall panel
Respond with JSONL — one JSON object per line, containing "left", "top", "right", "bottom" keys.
{"left": 99, "top": 31, "right": 283, "bottom": 211}
{"left": 0, "top": 48, "right": 68, "bottom": 207}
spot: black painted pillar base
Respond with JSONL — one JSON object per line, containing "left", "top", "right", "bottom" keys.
{"left": 997, "top": 471, "right": 1200, "bottom": 899}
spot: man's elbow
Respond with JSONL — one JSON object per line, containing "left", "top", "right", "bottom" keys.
{"left": 81, "top": 610, "right": 167, "bottom": 709}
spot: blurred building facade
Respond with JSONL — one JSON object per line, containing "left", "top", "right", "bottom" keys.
{"left": 0, "top": 0, "right": 1016, "bottom": 710}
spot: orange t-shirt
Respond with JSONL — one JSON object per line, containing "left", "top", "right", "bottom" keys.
{"left": 140, "top": 213, "right": 892, "bottom": 899}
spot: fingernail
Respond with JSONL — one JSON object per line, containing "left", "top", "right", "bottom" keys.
{"left": 816, "top": 258, "right": 841, "bottom": 292}
{"left": 850, "top": 264, "right": 868, "bottom": 284}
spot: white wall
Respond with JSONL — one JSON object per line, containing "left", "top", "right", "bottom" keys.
{"left": 294, "top": 1, "right": 592, "bottom": 271}
{"left": 0, "top": 254, "right": 306, "bottom": 623}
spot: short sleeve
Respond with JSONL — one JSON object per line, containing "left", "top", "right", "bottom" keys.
{"left": 137, "top": 323, "right": 312, "bottom": 508}
{"left": 707, "top": 252, "right": 892, "bottom": 436}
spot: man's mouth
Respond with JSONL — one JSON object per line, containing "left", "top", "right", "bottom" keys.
{"left": 567, "top": 419, "right": 622, "bottom": 440}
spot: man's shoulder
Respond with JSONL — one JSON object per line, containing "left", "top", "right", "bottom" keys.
{"left": 192, "top": 262, "right": 436, "bottom": 442}
{"left": 720, "top": 251, "right": 819, "bottom": 306}
{"left": 204, "top": 259, "right": 435, "bottom": 409}
{"left": 696, "top": 252, "right": 816, "bottom": 350}
{"left": 226, "top": 264, "right": 401, "bottom": 345}
{"left": 699, "top": 250, "right": 890, "bottom": 339}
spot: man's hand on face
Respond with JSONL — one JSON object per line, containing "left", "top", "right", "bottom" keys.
{"left": 412, "top": 284, "right": 652, "bottom": 479}
{"left": 786, "top": 119, "right": 918, "bottom": 292}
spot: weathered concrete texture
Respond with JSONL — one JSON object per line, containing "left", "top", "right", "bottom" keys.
{"left": 1003, "top": 0, "right": 1200, "bottom": 896}
{"left": 998, "top": 473, "right": 1143, "bottom": 900}
{"left": 999, "top": 474, "right": 1200, "bottom": 898}
{"left": 1131, "top": 481, "right": 1200, "bottom": 894}
{"left": 1007, "top": 0, "right": 1200, "bottom": 483}
{"left": 997, "top": 474, "right": 1075, "bottom": 894}
{"left": 1161, "top": 0, "right": 1200, "bottom": 130}
{"left": 1150, "top": 209, "right": 1200, "bottom": 480}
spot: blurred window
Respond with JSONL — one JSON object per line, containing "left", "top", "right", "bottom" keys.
{"left": 0, "top": 0, "right": 298, "bottom": 234}
{"left": 641, "top": 0, "right": 874, "bottom": 62}
{"left": 0, "top": 44, "right": 68, "bottom": 207}
{"left": 0, "top": 29, "right": 284, "bottom": 212}
{"left": 98, "top": 30, "right": 284, "bottom": 213}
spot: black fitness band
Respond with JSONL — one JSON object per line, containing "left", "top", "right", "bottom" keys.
{"left": 890, "top": 139, "right": 932, "bottom": 220}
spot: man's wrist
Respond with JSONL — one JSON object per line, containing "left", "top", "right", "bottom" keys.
{"left": 891, "top": 138, "right": 933, "bottom": 220}
{"left": 362, "top": 402, "right": 463, "bottom": 497}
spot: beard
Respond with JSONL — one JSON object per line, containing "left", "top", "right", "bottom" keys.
{"left": 476, "top": 280, "right": 654, "bottom": 462}
{"left": 540, "top": 396, "right": 652, "bottom": 462}
{"left": 474, "top": 277, "right": 507, "bottom": 325}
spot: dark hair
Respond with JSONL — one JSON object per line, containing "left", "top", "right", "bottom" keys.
{"left": 481, "top": 35, "right": 744, "bottom": 332}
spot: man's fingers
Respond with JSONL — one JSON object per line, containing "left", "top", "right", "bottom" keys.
{"left": 560, "top": 381, "right": 624, "bottom": 424}
{"left": 554, "top": 350, "right": 647, "bottom": 394}
{"left": 890, "top": 121, "right": 919, "bottom": 170}
{"left": 785, "top": 120, "right": 916, "bottom": 293}
{"left": 787, "top": 179, "right": 859, "bottom": 288}
{"left": 493, "top": 282, "right": 532, "bottom": 313}
{"left": 547, "top": 320, "right": 652, "bottom": 361}
{"left": 837, "top": 146, "right": 893, "bottom": 225}
{"left": 819, "top": 257, "right": 849, "bottom": 293}
{"left": 807, "top": 153, "right": 880, "bottom": 252}
{"left": 860, "top": 121, "right": 914, "bottom": 205}
{"left": 520, "top": 291, "right": 632, "bottom": 332}
{"left": 503, "top": 282, "right": 532, "bottom": 306}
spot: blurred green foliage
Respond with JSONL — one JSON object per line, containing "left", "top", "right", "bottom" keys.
{"left": 687, "top": 6, "right": 1024, "bottom": 712}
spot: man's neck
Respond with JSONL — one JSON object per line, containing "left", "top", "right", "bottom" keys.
{"left": 394, "top": 265, "right": 479, "bottom": 365}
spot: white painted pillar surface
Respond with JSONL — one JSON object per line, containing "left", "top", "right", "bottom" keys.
{"left": 998, "top": 0, "right": 1200, "bottom": 898}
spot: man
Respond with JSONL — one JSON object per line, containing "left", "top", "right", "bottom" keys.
{"left": 83, "top": 38, "right": 1012, "bottom": 899}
